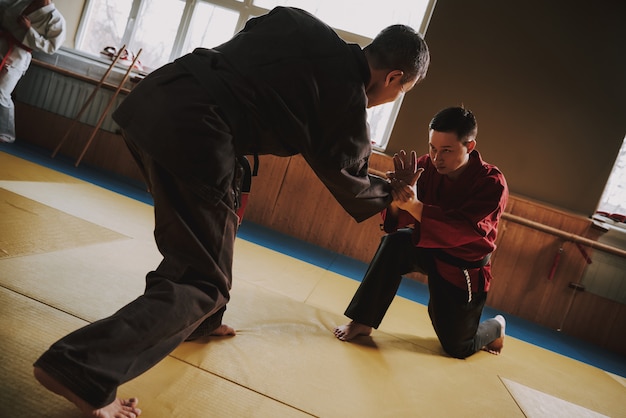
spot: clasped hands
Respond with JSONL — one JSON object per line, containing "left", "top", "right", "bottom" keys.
{"left": 386, "top": 150, "right": 424, "bottom": 211}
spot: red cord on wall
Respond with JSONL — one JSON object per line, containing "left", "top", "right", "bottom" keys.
{"left": 548, "top": 244, "right": 564, "bottom": 280}
{"left": 575, "top": 242, "right": 593, "bottom": 264}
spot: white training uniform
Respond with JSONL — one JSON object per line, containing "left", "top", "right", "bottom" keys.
{"left": 0, "top": 1, "right": 65, "bottom": 142}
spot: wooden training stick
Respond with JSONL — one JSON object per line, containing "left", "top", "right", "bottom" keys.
{"left": 74, "top": 48, "right": 142, "bottom": 167}
{"left": 51, "top": 44, "right": 126, "bottom": 158}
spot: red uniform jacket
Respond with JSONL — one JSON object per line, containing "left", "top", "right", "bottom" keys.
{"left": 384, "top": 150, "right": 508, "bottom": 292}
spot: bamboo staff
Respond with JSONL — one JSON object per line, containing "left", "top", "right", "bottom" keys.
{"left": 75, "top": 48, "right": 142, "bottom": 167}
{"left": 51, "top": 44, "right": 127, "bottom": 158}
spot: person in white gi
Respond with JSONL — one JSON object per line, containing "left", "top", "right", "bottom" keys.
{"left": 0, "top": 0, "right": 65, "bottom": 143}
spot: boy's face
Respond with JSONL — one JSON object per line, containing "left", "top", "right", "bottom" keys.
{"left": 428, "top": 130, "right": 474, "bottom": 179}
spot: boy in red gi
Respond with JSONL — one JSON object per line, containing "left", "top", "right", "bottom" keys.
{"left": 335, "top": 107, "right": 508, "bottom": 359}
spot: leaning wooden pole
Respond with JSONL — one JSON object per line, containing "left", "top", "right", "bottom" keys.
{"left": 75, "top": 48, "right": 142, "bottom": 167}
{"left": 51, "top": 44, "right": 126, "bottom": 158}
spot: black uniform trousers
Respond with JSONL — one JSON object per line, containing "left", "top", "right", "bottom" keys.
{"left": 344, "top": 228, "right": 500, "bottom": 359}
{"left": 34, "top": 131, "right": 239, "bottom": 408}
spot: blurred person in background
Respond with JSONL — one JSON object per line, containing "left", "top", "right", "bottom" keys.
{"left": 0, "top": 0, "right": 65, "bottom": 143}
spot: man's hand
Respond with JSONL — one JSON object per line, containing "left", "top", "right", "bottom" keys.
{"left": 390, "top": 179, "right": 416, "bottom": 207}
{"left": 390, "top": 178, "right": 424, "bottom": 221}
{"left": 387, "top": 150, "right": 423, "bottom": 186}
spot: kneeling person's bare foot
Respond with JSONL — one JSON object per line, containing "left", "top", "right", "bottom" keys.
{"left": 210, "top": 324, "right": 236, "bottom": 336}
{"left": 334, "top": 321, "right": 372, "bottom": 341}
{"left": 483, "top": 315, "right": 505, "bottom": 355}
{"left": 34, "top": 367, "right": 142, "bottom": 417}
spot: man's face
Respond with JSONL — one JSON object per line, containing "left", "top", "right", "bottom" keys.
{"left": 366, "top": 73, "right": 418, "bottom": 108}
{"left": 428, "top": 130, "right": 474, "bottom": 179}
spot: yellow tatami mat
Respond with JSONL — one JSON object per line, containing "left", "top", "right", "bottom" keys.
{"left": 0, "top": 187, "right": 127, "bottom": 259}
{"left": 1, "top": 151, "right": 624, "bottom": 417}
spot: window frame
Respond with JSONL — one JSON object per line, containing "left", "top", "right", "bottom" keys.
{"left": 596, "top": 135, "right": 626, "bottom": 216}
{"left": 73, "top": 0, "right": 436, "bottom": 150}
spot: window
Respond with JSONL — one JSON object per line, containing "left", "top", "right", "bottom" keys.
{"left": 582, "top": 135, "right": 626, "bottom": 305}
{"left": 253, "top": 0, "right": 432, "bottom": 39}
{"left": 597, "top": 136, "right": 626, "bottom": 216}
{"left": 76, "top": 0, "right": 134, "bottom": 58}
{"left": 75, "top": 0, "right": 435, "bottom": 149}
{"left": 124, "top": 0, "right": 187, "bottom": 69}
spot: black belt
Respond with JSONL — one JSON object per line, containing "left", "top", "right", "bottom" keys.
{"left": 430, "top": 249, "right": 491, "bottom": 269}
{"left": 430, "top": 249, "right": 490, "bottom": 302}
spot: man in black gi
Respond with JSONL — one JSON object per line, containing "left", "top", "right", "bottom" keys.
{"left": 33, "top": 7, "right": 430, "bottom": 417}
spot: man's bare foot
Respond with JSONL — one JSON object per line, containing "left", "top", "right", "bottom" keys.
{"left": 483, "top": 315, "right": 505, "bottom": 355}
{"left": 210, "top": 324, "right": 236, "bottom": 336}
{"left": 334, "top": 321, "right": 372, "bottom": 341}
{"left": 33, "top": 367, "right": 141, "bottom": 417}
{"left": 186, "top": 322, "right": 236, "bottom": 341}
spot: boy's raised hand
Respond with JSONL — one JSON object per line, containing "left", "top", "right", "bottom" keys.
{"left": 388, "top": 150, "right": 423, "bottom": 186}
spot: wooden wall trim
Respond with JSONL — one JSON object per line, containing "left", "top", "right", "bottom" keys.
{"left": 501, "top": 212, "right": 626, "bottom": 258}
{"left": 15, "top": 103, "right": 143, "bottom": 181}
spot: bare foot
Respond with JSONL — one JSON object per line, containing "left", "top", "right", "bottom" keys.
{"left": 483, "top": 315, "right": 505, "bottom": 355}
{"left": 33, "top": 367, "right": 141, "bottom": 417}
{"left": 186, "top": 322, "right": 236, "bottom": 341}
{"left": 210, "top": 324, "right": 236, "bottom": 336}
{"left": 334, "top": 321, "right": 372, "bottom": 341}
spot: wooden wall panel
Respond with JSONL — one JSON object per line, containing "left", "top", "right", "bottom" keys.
{"left": 243, "top": 155, "right": 290, "bottom": 226}
{"left": 489, "top": 197, "right": 591, "bottom": 324}
{"left": 15, "top": 103, "right": 144, "bottom": 182}
{"left": 578, "top": 296, "right": 625, "bottom": 354}
{"left": 488, "top": 196, "right": 626, "bottom": 353}
{"left": 244, "top": 153, "right": 392, "bottom": 262}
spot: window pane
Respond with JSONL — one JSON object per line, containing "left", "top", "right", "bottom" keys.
{"left": 182, "top": 3, "right": 240, "bottom": 53}
{"left": 597, "top": 136, "right": 626, "bottom": 215}
{"left": 253, "top": 0, "right": 430, "bottom": 37}
{"left": 367, "top": 102, "right": 400, "bottom": 149}
{"left": 77, "top": 0, "right": 133, "bottom": 56}
{"left": 131, "top": 0, "right": 186, "bottom": 70}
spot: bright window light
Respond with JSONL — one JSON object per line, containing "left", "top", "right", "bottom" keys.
{"left": 75, "top": 0, "right": 435, "bottom": 150}
{"left": 597, "top": 136, "right": 626, "bottom": 216}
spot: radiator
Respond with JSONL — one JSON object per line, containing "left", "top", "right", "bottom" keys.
{"left": 14, "top": 63, "right": 125, "bottom": 133}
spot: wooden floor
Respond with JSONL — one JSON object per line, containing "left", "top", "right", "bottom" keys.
{"left": 1, "top": 150, "right": 625, "bottom": 418}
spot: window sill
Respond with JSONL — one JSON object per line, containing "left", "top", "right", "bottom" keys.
{"left": 591, "top": 213, "right": 626, "bottom": 247}
{"left": 32, "top": 47, "right": 144, "bottom": 90}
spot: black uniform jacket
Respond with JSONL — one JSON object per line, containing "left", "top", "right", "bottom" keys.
{"left": 113, "top": 7, "right": 391, "bottom": 222}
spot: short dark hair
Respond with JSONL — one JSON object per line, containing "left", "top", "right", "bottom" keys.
{"left": 429, "top": 107, "right": 478, "bottom": 142}
{"left": 364, "top": 25, "right": 430, "bottom": 84}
